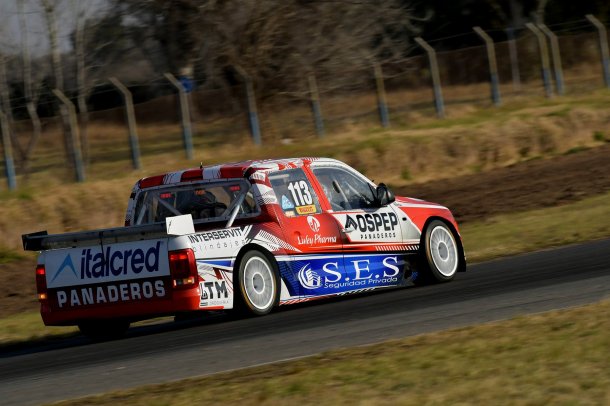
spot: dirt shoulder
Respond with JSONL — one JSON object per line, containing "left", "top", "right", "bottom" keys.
{"left": 400, "top": 144, "right": 610, "bottom": 223}
{"left": 2, "top": 144, "right": 610, "bottom": 318}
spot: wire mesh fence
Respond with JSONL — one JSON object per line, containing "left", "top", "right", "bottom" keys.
{"left": 1, "top": 17, "right": 609, "bottom": 189}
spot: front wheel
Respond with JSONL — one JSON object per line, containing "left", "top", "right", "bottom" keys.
{"left": 415, "top": 220, "right": 463, "bottom": 284}
{"left": 235, "top": 250, "right": 280, "bottom": 316}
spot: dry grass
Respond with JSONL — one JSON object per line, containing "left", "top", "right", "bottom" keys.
{"left": 2, "top": 89, "right": 610, "bottom": 253}
{"left": 51, "top": 300, "right": 610, "bottom": 405}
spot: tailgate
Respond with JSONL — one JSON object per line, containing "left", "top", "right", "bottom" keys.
{"left": 41, "top": 238, "right": 172, "bottom": 310}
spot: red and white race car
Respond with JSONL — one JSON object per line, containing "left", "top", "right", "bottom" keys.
{"left": 24, "top": 157, "right": 466, "bottom": 336}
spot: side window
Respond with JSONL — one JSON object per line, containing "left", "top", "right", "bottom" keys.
{"left": 269, "top": 169, "right": 321, "bottom": 217}
{"left": 312, "top": 167, "right": 376, "bottom": 211}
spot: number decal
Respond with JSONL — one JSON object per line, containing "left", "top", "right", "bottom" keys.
{"left": 288, "top": 181, "right": 313, "bottom": 206}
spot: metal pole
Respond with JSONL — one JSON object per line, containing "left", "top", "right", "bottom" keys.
{"left": 586, "top": 14, "right": 610, "bottom": 88}
{"left": 506, "top": 27, "right": 521, "bottom": 91}
{"left": 473, "top": 26, "right": 502, "bottom": 106}
{"left": 0, "top": 111, "right": 16, "bottom": 190}
{"left": 308, "top": 73, "right": 325, "bottom": 137}
{"left": 373, "top": 63, "right": 390, "bottom": 127}
{"left": 415, "top": 37, "right": 445, "bottom": 118}
{"left": 110, "top": 77, "right": 142, "bottom": 170}
{"left": 52, "top": 89, "right": 85, "bottom": 182}
{"left": 164, "top": 73, "right": 194, "bottom": 160}
{"left": 538, "top": 24, "right": 564, "bottom": 96}
{"left": 525, "top": 23, "right": 553, "bottom": 98}
{"left": 234, "top": 66, "right": 262, "bottom": 146}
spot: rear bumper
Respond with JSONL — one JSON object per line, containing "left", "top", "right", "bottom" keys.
{"left": 41, "top": 287, "right": 202, "bottom": 326}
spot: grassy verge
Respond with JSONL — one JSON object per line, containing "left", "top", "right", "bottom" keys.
{"left": 51, "top": 300, "right": 610, "bottom": 405}
{"left": 3, "top": 92, "right": 610, "bottom": 253}
{"left": 3, "top": 190, "right": 610, "bottom": 347}
{"left": 462, "top": 190, "right": 610, "bottom": 262}
{"left": 0, "top": 312, "right": 78, "bottom": 344}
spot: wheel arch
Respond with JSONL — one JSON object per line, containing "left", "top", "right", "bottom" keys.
{"left": 234, "top": 243, "right": 279, "bottom": 270}
{"left": 419, "top": 216, "right": 467, "bottom": 273}
{"left": 233, "top": 243, "right": 282, "bottom": 314}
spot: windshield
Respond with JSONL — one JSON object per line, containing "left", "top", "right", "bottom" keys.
{"left": 133, "top": 180, "right": 257, "bottom": 225}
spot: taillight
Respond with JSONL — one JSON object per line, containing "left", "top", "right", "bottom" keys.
{"left": 169, "top": 249, "right": 197, "bottom": 288}
{"left": 36, "top": 265, "right": 48, "bottom": 301}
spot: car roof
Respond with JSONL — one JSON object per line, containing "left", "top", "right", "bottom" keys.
{"left": 136, "top": 157, "right": 343, "bottom": 189}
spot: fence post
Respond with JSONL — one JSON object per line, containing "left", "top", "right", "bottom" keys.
{"left": 234, "top": 66, "right": 262, "bottom": 146}
{"left": 0, "top": 111, "right": 16, "bottom": 190}
{"left": 538, "top": 24, "right": 565, "bottom": 96}
{"left": 506, "top": 27, "right": 521, "bottom": 91}
{"left": 415, "top": 37, "right": 445, "bottom": 118}
{"left": 308, "top": 73, "right": 325, "bottom": 137}
{"left": 373, "top": 63, "right": 390, "bottom": 127}
{"left": 164, "top": 73, "right": 194, "bottom": 160}
{"left": 473, "top": 26, "right": 502, "bottom": 106}
{"left": 110, "top": 77, "right": 142, "bottom": 170}
{"left": 586, "top": 14, "right": 610, "bottom": 88}
{"left": 525, "top": 23, "right": 553, "bottom": 98}
{"left": 52, "top": 89, "right": 85, "bottom": 182}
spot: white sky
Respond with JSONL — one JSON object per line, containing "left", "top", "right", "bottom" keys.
{"left": 0, "top": 0, "right": 107, "bottom": 55}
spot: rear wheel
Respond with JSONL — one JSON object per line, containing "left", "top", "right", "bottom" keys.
{"left": 78, "top": 319, "right": 130, "bottom": 340}
{"left": 235, "top": 250, "right": 280, "bottom": 316}
{"left": 415, "top": 220, "right": 463, "bottom": 285}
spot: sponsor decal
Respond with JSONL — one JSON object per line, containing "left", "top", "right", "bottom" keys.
{"left": 199, "top": 281, "right": 229, "bottom": 307}
{"left": 296, "top": 256, "right": 402, "bottom": 291}
{"left": 47, "top": 240, "right": 169, "bottom": 289}
{"left": 307, "top": 215, "right": 320, "bottom": 232}
{"left": 297, "top": 264, "right": 323, "bottom": 289}
{"left": 52, "top": 254, "right": 78, "bottom": 282}
{"left": 189, "top": 227, "right": 246, "bottom": 254}
{"left": 188, "top": 228, "right": 243, "bottom": 243}
{"left": 78, "top": 241, "right": 161, "bottom": 279}
{"left": 281, "top": 195, "right": 295, "bottom": 210}
{"left": 54, "top": 279, "right": 166, "bottom": 308}
{"left": 296, "top": 204, "right": 317, "bottom": 215}
{"left": 296, "top": 234, "right": 337, "bottom": 245}
{"left": 345, "top": 212, "right": 399, "bottom": 240}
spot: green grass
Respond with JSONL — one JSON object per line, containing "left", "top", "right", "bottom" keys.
{"left": 0, "top": 246, "right": 25, "bottom": 264}
{"left": 0, "top": 312, "right": 79, "bottom": 344}
{"left": 51, "top": 300, "right": 610, "bottom": 405}
{"left": 462, "top": 191, "right": 610, "bottom": 262}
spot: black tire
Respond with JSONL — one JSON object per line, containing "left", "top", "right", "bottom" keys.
{"left": 415, "top": 220, "right": 464, "bottom": 285}
{"left": 234, "top": 250, "right": 280, "bottom": 316}
{"left": 78, "top": 319, "right": 130, "bottom": 340}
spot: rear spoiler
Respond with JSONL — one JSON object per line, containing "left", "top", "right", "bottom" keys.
{"left": 22, "top": 223, "right": 169, "bottom": 251}
{"left": 22, "top": 214, "right": 197, "bottom": 252}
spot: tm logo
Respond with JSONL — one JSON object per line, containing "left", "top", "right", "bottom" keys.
{"left": 297, "top": 264, "right": 322, "bottom": 289}
{"left": 51, "top": 254, "right": 78, "bottom": 282}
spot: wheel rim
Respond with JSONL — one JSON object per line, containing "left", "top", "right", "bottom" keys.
{"left": 242, "top": 256, "right": 275, "bottom": 310}
{"left": 429, "top": 225, "right": 458, "bottom": 277}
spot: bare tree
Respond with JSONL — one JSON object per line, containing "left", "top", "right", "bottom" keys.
{"left": 111, "top": 0, "right": 418, "bottom": 99}
{"left": 41, "top": 0, "right": 64, "bottom": 92}
{"left": 72, "top": 0, "right": 89, "bottom": 163}
{"left": 18, "top": 0, "right": 44, "bottom": 168}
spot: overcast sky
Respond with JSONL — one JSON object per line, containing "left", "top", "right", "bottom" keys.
{"left": 0, "top": 0, "right": 106, "bottom": 55}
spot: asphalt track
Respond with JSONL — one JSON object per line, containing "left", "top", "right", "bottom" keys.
{"left": 1, "top": 238, "right": 609, "bottom": 405}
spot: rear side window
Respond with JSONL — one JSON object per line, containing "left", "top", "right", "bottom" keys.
{"left": 269, "top": 168, "right": 321, "bottom": 217}
{"left": 133, "top": 180, "right": 257, "bottom": 225}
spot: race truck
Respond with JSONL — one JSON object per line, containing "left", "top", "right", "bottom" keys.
{"left": 23, "top": 157, "right": 466, "bottom": 338}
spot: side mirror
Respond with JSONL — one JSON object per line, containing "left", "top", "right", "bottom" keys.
{"left": 375, "top": 183, "right": 395, "bottom": 206}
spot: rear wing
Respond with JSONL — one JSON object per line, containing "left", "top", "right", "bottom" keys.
{"left": 22, "top": 215, "right": 196, "bottom": 251}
